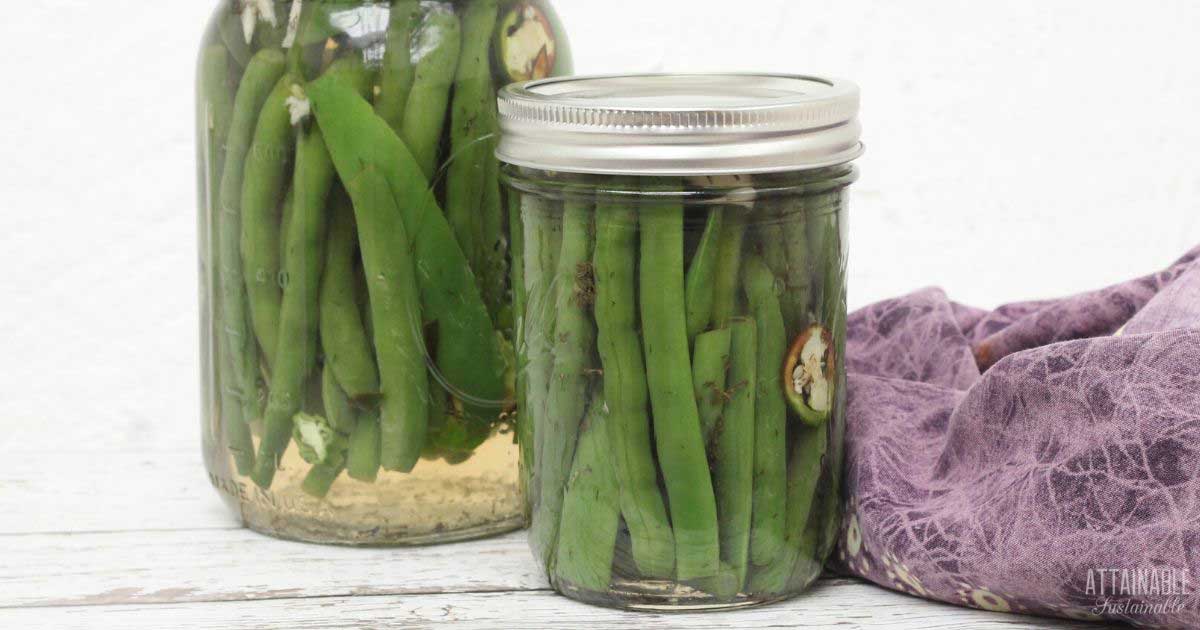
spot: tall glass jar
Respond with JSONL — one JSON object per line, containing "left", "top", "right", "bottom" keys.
{"left": 499, "top": 74, "right": 861, "bottom": 609}
{"left": 196, "top": 0, "right": 571, "bottom": 545}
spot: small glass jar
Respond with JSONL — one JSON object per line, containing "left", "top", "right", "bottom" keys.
{"left": 498, "top": 74, "right": 861, "bottom": 609}
{"left": 196, "top": 0, "right": 571, "bottom": 545}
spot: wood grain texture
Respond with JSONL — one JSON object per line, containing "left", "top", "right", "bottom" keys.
{"left": 0, "top": 530, "right": 542, "bottom": 609}
{"left": 0, "top": 584, "right": 1122, "bottom": 630}
{"left": 0, "top": 449, "right": 238, "bottom": 535}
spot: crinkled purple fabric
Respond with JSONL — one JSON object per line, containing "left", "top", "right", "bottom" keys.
{"left": 835, "top": 246, "right": 1200, "bottom": 628}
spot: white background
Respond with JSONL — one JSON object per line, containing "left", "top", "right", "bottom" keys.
{"left": 1, "top": 0, "right": 1198, "bottom": 444}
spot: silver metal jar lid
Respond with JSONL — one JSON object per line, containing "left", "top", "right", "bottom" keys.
{"left": 496, "top": 73, "right": 863, "bottom": 176}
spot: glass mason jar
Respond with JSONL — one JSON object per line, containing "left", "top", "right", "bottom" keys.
{"left": 196, "top": 0, "right": 571, "bottom": 545}
{"left": 498, "top": 74, "right": 861, "bottom": 609}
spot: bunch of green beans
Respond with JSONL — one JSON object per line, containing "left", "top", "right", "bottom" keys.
{"left": 514, "top": 171, "right": 849, "bottom": 604}
{"left": 198, "top": 0, "right": 564, "bottom": 497}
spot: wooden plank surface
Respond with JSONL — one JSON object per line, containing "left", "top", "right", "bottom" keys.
{"left": 0, "top": 444, "right": 1122, "bottom": 628}
{"left": 0, "top": 530, "right": 541, "bottom": 609}
{"left": 0, "top": 582, "right": 1118, "bottom": 630}
{"left": 0, "top": 450, "right": 1123, "bottom": 629}
{"left": 0, "top": 449, "right": 238, "bottom": 535}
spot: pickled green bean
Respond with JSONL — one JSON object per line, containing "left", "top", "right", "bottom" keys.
{"left": 478, "top": 131, "right": 507, "bottom": 323}
{"left": 322, "top": 364, "right": 357, "bottom": 435}
{"left": 553, "top": 394, "right": 620, "bottom": 591}
{"left": 692, "top": 327, "right": 731, "bottom": 443}
{"left": 251, "top": 118, "right": 334, "bottom": 488}
{"left": 301, "top": 462, "right": 345, "bottom": 498}
{"left": 779, "top": 198, "right": 811, "bottom": 334}
{"left": 201, "top": 44, "right": 253, "bottom": 475}
{"left": 347, "top": 410, "right": 382, "bottom": 483}
{"left": 593, "top": 200, "right": 675, "bottom": 579}
{"left": 742, "top": 255, "right": 788, "bottom": 567}
{"left": 749, "top": 422, "right": 828, "bottom": 594}
{"left": 400, "top": 7, "right": 461, "bottom": 178}
{"left": 343, "top": 165, "right": 430, "bottom": 473}
{"left": 320, "top": 188, "right": 380, "bottom": 399}
{"left": 241, "top": 73, "right": 297, "bottom": 368}
{"left": 217, "top": 49, "right": 285, "bottom": 433}
{"left": 307, "top": 72, "right": 506, "bottom": 428}
{"left": 522, "top": 194, "right": 561, "bottom": 499}
{"left": 710, "top": 210, "right": 747, "bottom": 328}
{"left": 715, "top": 317, "right": 757, "bottom": 592}
{"left": 445, "top": 0, "right": 499, "bottom": 283}
{"left": 685, "top": 207, "right": 724, "bottom": 342}
{"left": 530, "top": 200, "right": 595, "bottom": 563}
{"left": 509, "top": 188, "right": 534, "bottom": 498}
{"left": 640, "top": 194, "right": 720, "bottom": 581}
{"left": 374, "top": 0, "right": 420, "bottom": 133}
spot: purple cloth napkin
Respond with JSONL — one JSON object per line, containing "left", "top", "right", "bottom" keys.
{"left": 836, "top": 246, "right": 1200, "bottom": 628}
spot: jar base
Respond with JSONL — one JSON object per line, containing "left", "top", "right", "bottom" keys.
{"left": 238, "top": 509, "right": 525, "bottom": 547}
{"left": 551, "top": 571, "right": 821, "bottom": 612}
{"left": 208, "top": 432, "right": 525, "bottom": 546}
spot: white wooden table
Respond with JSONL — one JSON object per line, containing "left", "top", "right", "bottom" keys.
{"left": 0, "top": 437, "right": 1122, "bottom": 629}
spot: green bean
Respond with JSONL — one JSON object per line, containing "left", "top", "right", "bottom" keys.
{"left": 685, "top": 207, "right": 724, "bottom": 342}
{"left": 706, "top": 561, "right": 746, "bottom": 600}
{"left": 218, "top": 332, "right": 256, "bottom": 475}
{"left": 522, "top": 193, "right": 561, "bottom": 498}
{"left": 278, "top": 187, "right": 294, "bottom": 272}
{"left": 823, "top": 332, "right": 847, "bottom": 559}
{"left": 692, "top": 327, "right": 731, "bottom": 443}
{"left": 241, "top": 73, "right": 298, "bottom": 368}
{"left": 530, "top": 199, "right": 595, "bottom": 563}
{"left": 593, "top": 199, "right": 675, "bottom": 579}
{"left": 307, "top": 72, "right": 507, "bottom": 430}
{"left": 714, "top": 317, "right": 757, "bottom": 593}
{"left": 812, "top": 194, "right": 846, "bottom": 560}
{"left": 478, "top": 131, "right": 507, "bottom": 324}
{"left": 320, "top": 188, "right": 380, "bottom": 399}
{"left": 301, "top": 462, "right": 345, "bottom": 498}
{"left": 322, "top": 363, "right": 357, "bottom": 435}
{"left": 808, "top": 192, "right": 844, "bottom": 326}
{"left": 787, "top": 534, "right": 824, "bottom": 594}
{"left": 325, "top": 53, "right": 375, "bottom": 99}
{"left": 756, "top": 204, "right": 788, "bottom": 279}
{"left": 217, "top": 7, "right": 251, "bottom": 68}
{"left": 444, "top": 0, "right": 499, "bottom": 281}
{"left": 749, "top": 422, "right": 828, "bottom": 594}
{"left": 201, "top": 45, "right": 254, "bottom": 475}
{"left": 742, "top": 255, "right": 788, "bottom": 567}
{"left": 217, "top": 49, "right": 285, "bottom": 435}
{"left": 199, "top": 46, "right": 234, "bottom": 231}
{"left": 422, "top": 371, "right": 447, "bottom": 462}
{"left": 251, "top": 55, "right": 374, "bottom": 486}
{"left": 347, "top": 410, "right": 382, "bottom": 483}
{"left": 710, "top": 209, "right": 747, "bottom": 328}
{"left": 784, "top": 424, "right": 829, "bottom": 556}
{"left": 755, "top": 200, "right": 802, "bottom": 333}
{"left": 779, "top": 198, "right": 812, "bottom": 334}
{"left": 250, "top": 116, "right": 335, "bottom": 488}
{"left": 553, "top": 394, "right": 620, "bottom": 592}
{"left": 399, "top": 6, "right": 461, "bottom": 179}
{"left": 344, "top": 165, "right": 430, "bottom": 472}
{"left": 374, "top": 0, "right": 420, "bottom": 132}
{"left": 509, "top": 188, "right": 534, "bottom": 500}
{"left": 640, "top": 193, "right": 720, "bottom": 581}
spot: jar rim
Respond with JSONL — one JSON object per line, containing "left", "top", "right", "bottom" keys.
{"left": 497, "top": 73, "right": 864, "bottom": 176}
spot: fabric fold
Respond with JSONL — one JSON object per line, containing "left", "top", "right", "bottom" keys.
{"left": 838, "top": 246, "right": 1200, "bottom": 628}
